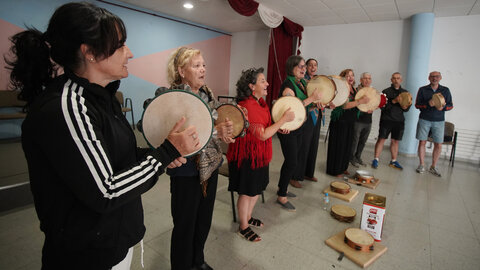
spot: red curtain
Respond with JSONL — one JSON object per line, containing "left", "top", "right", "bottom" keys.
{"left": 227, "top": 1, "right": 304, "bottom": 108}
{"left": 227, "top": 0, "right": 259, "bottom": 16}
{"left": 266, "top": 18, "right": 304, "bottom": 108}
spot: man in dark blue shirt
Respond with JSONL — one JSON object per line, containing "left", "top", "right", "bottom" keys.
{"left": 415, "top": 71, "right": 453, "bottom": 177}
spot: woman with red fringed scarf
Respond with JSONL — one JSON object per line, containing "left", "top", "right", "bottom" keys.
{"left": 227, "top": 67, "right": 295, "bottom": 242}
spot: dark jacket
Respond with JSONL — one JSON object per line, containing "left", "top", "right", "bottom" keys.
{"left": 381, "top": 85, "right": 411, "bottom": 122}
{"left": 415, "top": 84, "right": 453, "bottom": 121}
{"left": 22, "top": 70, "right": 179, "bottom": 269}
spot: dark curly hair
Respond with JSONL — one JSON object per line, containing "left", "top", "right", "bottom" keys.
{"left": 235, "top": 67, "right": 264, "bottom": 102}
{"left": 5, "top": 2, "right": 127, "bottom": 110}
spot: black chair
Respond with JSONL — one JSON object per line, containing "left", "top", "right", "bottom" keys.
{"left": 427, "top": 121, "right": 457, "bottom": 167}
{"left": 115, "top": 91, "right": 135, "bottom": 129}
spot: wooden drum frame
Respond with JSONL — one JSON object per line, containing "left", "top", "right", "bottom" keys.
{"left": 344, "top": 228, "right": 375, "bottom": 252}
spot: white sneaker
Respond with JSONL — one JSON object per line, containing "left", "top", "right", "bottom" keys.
{"left": 416, "top": 165, "right": 425, "bottom": 174}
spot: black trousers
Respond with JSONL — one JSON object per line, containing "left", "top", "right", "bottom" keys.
{"left": 277, "top": 127, "right": 303, "bottom": 197}
{"left": 170, "top": 171, "right": 218, "bottom": 270}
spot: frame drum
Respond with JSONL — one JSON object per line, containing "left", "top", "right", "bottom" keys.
{"left": 398, "top": 92, "right": 412, "bottom": 108}
{"left": 215, "top": 104, "right": 249, "bottom": 138}
{"left": 141, "top": 90, "right": 213, "bottom": 157}
{"left": 306, "top": 75, "right": 336, "bottom": 105}
{"left": 344, "top": 228, "right": 375, "bottom": 252}
{"left": 330, "top": 181, "right": 351, "bottom": 194}
{"left": 431, "top": 93, "right": 446, "bottom": 110}
{"left": 271, "top": 96, "right": 306, "bottom": 131}
{"left": 331, "top": 204, "right": 356, "bottom": 223}
{"left": 355, "top": 170, "right": 375, "bottom": 184}
{"left": 329, "top": 76, "right": 350, "bottom": 107}
{"left": 355, "top": 87, "right": 382, "bottom": 112}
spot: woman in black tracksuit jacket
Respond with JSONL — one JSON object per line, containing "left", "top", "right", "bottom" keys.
{"left": 6, "top": 2, "right": 198, "bottom": 269}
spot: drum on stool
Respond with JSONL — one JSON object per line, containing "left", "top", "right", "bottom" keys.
{"left": 344, "top": 228, "right": 375, "bottom": 252}
{"left": 330, "top": 181, "right": 351, "bottom": 194}
{"left": 271, "top": 96, "right": 306, "bottom": 131}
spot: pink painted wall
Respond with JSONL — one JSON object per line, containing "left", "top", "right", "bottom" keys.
{"left": 0, "top": 19, "right": 24, "bottom": 90}
{"left": 128, "top": 35, "right": 231, "bottom": 96}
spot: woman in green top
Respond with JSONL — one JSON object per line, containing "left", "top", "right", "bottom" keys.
{"left": 276, "top": 55, "right": 321, "bottom": 211}
{"left": 326, "top": 69, "right": 368, "bottom": 177}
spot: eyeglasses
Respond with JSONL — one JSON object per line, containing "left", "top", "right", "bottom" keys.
{"left": 296, "top": 64, "right": 306, "bottom": 69}
{"left": 429, "top": 75, "right": 441, "bottom": 78}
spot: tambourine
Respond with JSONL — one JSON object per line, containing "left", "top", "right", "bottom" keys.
{"left": 215, "top": 104, "right": 249, "bottom": 138}
{"left": 141, "top": 90, "right": 213, "bottom": 157}
{"left": 397, "top": 91, "right": 412, "bottom": 108}
{"left": 329, "top": 76, "right": 350, "bottom": 107}
{"left": 306, "top": 75, "right": 336, "bottom": 105}
{"left": 331, "top": 204, "right": 356, "bottom": 223}
{"left": 354, "top": 170, "right": 375, "bottom": 184}
{"left": 271, "top": 96, "right": 306, "bottom": 131}
{"left": 330, "top": 181, "right": 351, "bottom": 194}
{"left": 431, "top": 92, "right": 446, "bottom": 110}
{"left": 355, "top": 87, "right": 387, "bottom": 112}
{"left": 344, "top": 228, "right": 375, "bottom": 252}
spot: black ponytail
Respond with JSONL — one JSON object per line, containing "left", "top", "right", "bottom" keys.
{"left": 5, "top": 29, "right": 56, "bottom": 110}
{"left": 4, "top": 2, "right": 127, "bottom": 111}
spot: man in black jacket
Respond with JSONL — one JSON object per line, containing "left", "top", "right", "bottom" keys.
{"left": 372, "top": 72, "right": 411, "bottom": 169}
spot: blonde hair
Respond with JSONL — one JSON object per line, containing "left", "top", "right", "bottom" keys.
{"left": 167, "top": 46, "right": 201, "bottom": 86}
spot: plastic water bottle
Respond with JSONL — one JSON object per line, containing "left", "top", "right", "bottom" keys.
{"left": 323, "top": 192, "right": 330, "bottom": 211}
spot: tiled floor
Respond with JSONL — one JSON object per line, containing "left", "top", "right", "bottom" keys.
{"left": 1, "top": 132, "right": 479, "bottom": 269}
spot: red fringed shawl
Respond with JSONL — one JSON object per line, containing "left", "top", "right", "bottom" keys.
{"left": 227, "top": 96, "right": 272, "bottom": 169}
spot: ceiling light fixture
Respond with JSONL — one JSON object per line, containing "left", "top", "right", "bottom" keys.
{"left": 183, "top": 3, "right": 194, "bottom": 9}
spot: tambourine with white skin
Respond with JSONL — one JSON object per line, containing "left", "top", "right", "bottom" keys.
{"left": 344, "top": 228, "right": 375, "bottom": 252}
{"left": 141, "top": 89, "right": 214, "bottom": 157}
{"left": 431, "top": 92, "right": 446, "bottom": 110}
{"left": 215, "top": 103, "right": 249, "bottom": 138}
{"left": 355, "top": 87, "right": 387, "bottom": 112}
{"left": 331, "top": 204, "right": 356, "bottom": 223}
{"left": 397, "top": 91, "right": 412, "bottom": 108}
{"left": 330, "top": 181, "right": 351, "bottom": 194}
{"left": 306, "top": 75, "right": 336, "bottom": 105}
{"left": 329, "top": 75, "right": 350, "bottom": 107}
{"left": 271, "top": 96, "right": 306, "bottom": 131}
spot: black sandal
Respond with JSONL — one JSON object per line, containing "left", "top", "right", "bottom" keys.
{"left": 238, "top": 227, "right": 261, "bottom": 242}
{"left": 248, "top": 217, "right": 264, "bottom": 228}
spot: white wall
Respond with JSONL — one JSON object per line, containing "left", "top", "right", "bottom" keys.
{"left": 229, "top": 15, "right": 480, "bottom": 163}
{"left": 430, "top": 15, "right": 480, "bottom": 132}
{"left": 228, "top": 29, "right": 270, "bottom": 96}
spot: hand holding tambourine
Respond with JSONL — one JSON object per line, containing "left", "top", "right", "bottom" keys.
{"left": 166, "top": 116, "right": 200, "bottom": 157}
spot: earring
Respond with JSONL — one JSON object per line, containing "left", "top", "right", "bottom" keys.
{"left": 89, "top": 58, "right": 94, "bottom": 62}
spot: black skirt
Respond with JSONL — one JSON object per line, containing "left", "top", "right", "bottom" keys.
{"left": 326, "top": 117, "right": 355, "bottom": 176}
{"left": 228, "top": 159, "right": 269, "bottom": 196}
